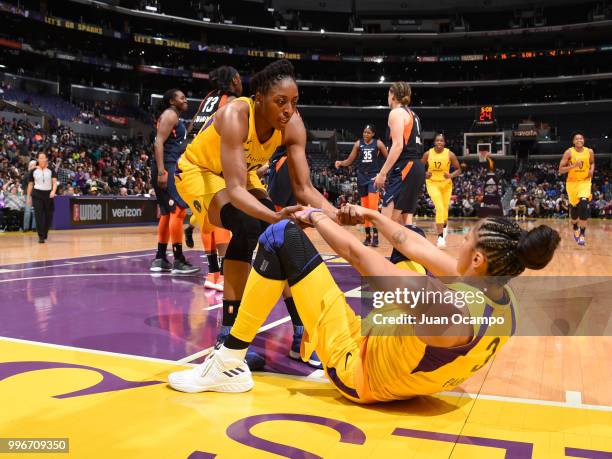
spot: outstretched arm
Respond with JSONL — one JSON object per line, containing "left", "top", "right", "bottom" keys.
{"left": 301, "top": 210, "right": 417, "bottom": 278}
{"left": 284, "top": 113, "right": 337, "bottom": 219}
{"left": 343, "top": 205, "right": 459, "bottom": 277}
{"left": 296, "top": 209, "right": 472, "bottom": 345}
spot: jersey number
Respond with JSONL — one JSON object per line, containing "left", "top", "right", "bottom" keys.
{"left": 434, "top": 161, "right": 442, "bottom": 169}
{"left": 471, "top": 337, "right": 500, "bottom": 372}
{"left": 414, "top": 116, "right": 422, "bottom": 145}
{"left": 363, "top": 151, "right": 373, "bottom": 162}
{"left": 202, "top": 96, "right": 219, "bottom": 114}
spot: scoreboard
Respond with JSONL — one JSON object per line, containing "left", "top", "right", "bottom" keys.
{"left": 477, "top": 105, "right": 495, "bottom": 124}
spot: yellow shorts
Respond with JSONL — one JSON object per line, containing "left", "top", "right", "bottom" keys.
{"left": 175, "top": 156, "right": 265, "bottom": 230}
{"left": 566, "top": 180, "right": 592, "bottom": 207}
{"left": 426, "top": 179, "right": 452, "bottom": 224}
{"left": 288, "top": 263, "right": 375, "bottom": 403}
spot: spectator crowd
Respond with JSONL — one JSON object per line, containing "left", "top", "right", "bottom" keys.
{"left": 0, "top": 117, "right": 154, "bottom": 231}
{"left": 1, "top": 116, "right": 611, "bottom": 231}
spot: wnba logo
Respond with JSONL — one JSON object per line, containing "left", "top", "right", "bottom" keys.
{"left": 73, "top": 204, "right": 103, "bottom": 222}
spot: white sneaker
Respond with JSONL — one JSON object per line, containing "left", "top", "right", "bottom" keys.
{"left": 437, "top": 236, "right": 446, "bottom": 248}
{"left": 168, "top": 352, "right": 253, "bottom": 393}
{"left": 204, "top": 274, "right": 224, "bottom": 292}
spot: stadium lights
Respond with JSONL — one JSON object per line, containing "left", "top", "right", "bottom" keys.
{"left": 301, "top": 26, "right": 310, "bottom": 30}
{"left": 202, "top": 17, "right": 211, "bottom": 22}
{"left": 144, "top": 5, "right": 157, "bottom": 12}
{"left": 279, "top": 25, "right": 287, "bottom": 30}
{"left": 267, "top": 8, "right": 274, "bottom": 12}
{"left": 379, "top": 76, "right": 385, "bottom": 82}
{"left": 353, "top": 27, "right": 364, "bottom": 32}
{"left": 320, "top": 29, "right": 325, "bottom": 33}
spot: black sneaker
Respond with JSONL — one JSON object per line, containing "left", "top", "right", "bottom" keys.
{"left": 150, "top": 258, "right": 172, "bottom": 272}
{"left": 184, "top": 224, "right": 195, "bottom": 249}
{"left": 38, "top": 237, "right": 45, "bottom": 244}
{"left": 363, "top": 235, "right": 371, "bottom": 246}
{"left": 171, "top": 258, "right": 200, "bottom": 275}
{"left": 371, "top": 235, "right": 379, "bottom": 247}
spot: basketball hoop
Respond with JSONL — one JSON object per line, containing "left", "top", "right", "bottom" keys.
{"left": 477, "top": 145, "right": 490, "bottom": 163}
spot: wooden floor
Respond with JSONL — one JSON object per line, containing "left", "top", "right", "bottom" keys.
{"left": 2, "top": 218, "right": 611, "bottom": 274}
{"left": 1, "top": 218, "right": 611, "bottom": 458}
{"left": 2, "top": 218, "right": 610, "bottom": 404}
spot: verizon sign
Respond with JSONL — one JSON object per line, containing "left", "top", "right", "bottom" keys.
{"left": 70, "top": 198, "right": 157, "bottom": 226}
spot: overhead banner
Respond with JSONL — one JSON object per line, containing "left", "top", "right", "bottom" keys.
{"left": 1, "top": 1, "right": 611, "bottom": 65}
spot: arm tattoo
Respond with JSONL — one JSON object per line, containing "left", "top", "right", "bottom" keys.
{"left": 392, "top": 229, "right": 408, "bottom": 245}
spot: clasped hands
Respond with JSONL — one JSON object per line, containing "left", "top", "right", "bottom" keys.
{"left": 276, "top": 204, "right": 368, "bottom": 227}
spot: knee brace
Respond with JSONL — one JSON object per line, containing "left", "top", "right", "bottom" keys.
{"left": 578, "top": 198, "right": 590, "bottom": 220}
{"left": 254, "top": 220, "right": 322, "bottom": 285}
{"left": 390, "top": 224, "right": 426, "bottom": 264}
{"left": 220, "top": 203, "right": 262, "bottom": 263}
{"left": 569, "top": 205, "right": 579, "bottom": 220}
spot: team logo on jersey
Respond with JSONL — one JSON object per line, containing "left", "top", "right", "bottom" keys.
{"left": 193, "top": 200, "right": 202, "bottom": 213}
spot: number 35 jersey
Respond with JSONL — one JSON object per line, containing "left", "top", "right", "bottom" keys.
{"left": 360, "top": 283, "right": 516, "bottom": 402}
{"left": 356, "top": 139, "right": 381, "bottom": 186}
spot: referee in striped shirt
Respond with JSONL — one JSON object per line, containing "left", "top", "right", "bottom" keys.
{"left": 26, "top": 152, "right": 57, "bottom": 243}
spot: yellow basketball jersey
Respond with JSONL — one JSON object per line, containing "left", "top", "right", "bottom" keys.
{"left": 361, "top": 282, "right": 516, "bottom": 402}
{"left": 181, "top": 97, "right": 283, "bottom": 174}
{"left": 567, "top": 147, "right": 591, "bottom": 182}
{"left": 427, "top": 148, "right": 451, "bottom": 182}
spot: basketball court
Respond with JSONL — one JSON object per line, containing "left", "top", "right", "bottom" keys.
{"left": 1, "top": 221, "right": 610, "bottom": 458}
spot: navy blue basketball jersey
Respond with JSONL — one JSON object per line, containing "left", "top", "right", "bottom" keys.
{"left": 189, "top": 90, "right": 234, "bottom": 140}
{"left": 386, "top": 106, "right": 423, "bottom": 164}
{"left": 157, "top": 112, "right": 187, "bottom": 164}
{"left": 268, "top": 146, "right": 296, "bottom": 208}
{"left": 356, "top": 139, "right": 380, "bottom": 178}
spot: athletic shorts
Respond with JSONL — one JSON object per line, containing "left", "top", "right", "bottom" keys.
{"left": 566, "top": 180, "right": 592, "bottom": 207}
{"left": 175, "top": 156, "right": 265, "bottom": 229}
{"left": 152, "top": 161, "right": 187, "bottom": 215}
{"left": 383, "top": 160, "right": 425, "bottom": 213}
{"left": 357, "top": 173, "right": 377, "bottom": 198}
{"left": 290, "top": 264, "right": 373, "bottom": 404}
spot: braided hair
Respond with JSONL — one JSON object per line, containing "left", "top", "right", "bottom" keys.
{"left": 250, "top": 59, "right": 296, "bottom": 95}
{"left": 210, "top": 66, "right": 239, "bottom": 94}
{"left": 476, "top": 217, "right": 560, "bottom": 280}
{"left": 389, "top": 82, "right": 411, "bottom": 105}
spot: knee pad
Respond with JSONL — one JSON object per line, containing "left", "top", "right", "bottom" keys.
{"left": 220, "top": 203, "right": 262, "bottom": 263}
{"left": 578, "top": 198, "right": 590, "bottom": 220}
{"left": 255, "top": 220, "right": 322, "bottom": 285}
{"left": 569, "top": 205, "right": 579, "bottom": 220}
{"left": 390, "top": 224, "right": 426, "bottom": 265}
